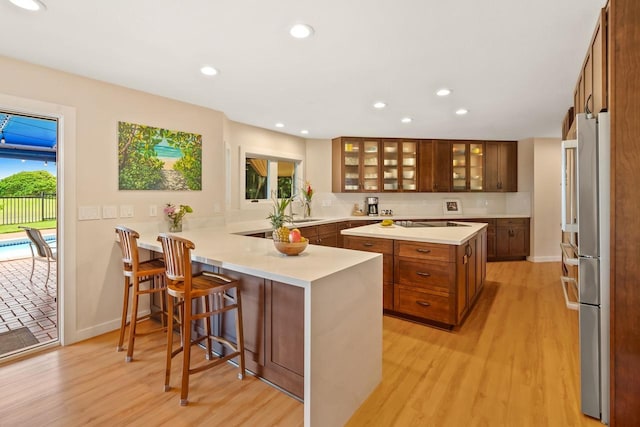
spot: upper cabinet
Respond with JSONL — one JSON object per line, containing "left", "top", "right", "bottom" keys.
{"left": 564, "top": 7, "right": 607, "bottom": 140}
{"left": 381, "top": 139, "right": 418, "bottom": 192}
{"left": 333, "top": 137, "right": 517, "bottom": 193}
{"left": 332, "top": 137, "right": 380, "bottom": 192}
{"left": 485, "top": 141, "right": 517, "bottom": 192}
{"left": 452, "top": 141, "right": 484, "bottom": 191}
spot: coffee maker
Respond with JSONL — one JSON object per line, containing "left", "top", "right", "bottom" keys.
{"left": 365, "top": 196, "right": 379, "bottom": 216}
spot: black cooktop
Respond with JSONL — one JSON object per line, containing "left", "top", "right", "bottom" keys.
{"left": 395, "top": 221, "right": 470, "bottom": 228}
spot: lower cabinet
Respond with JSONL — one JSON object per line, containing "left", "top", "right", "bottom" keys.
{"left": 215, "top": 270, "right": 305, "bottom": 399}
{"left": 344, "top": 233, "right": 486, "bottom": 328}
{"left": 496, "top": 218, "right": 530, "bottom": 260}
{"left": 343, "top": 235, "right": 394, "bottom": 310}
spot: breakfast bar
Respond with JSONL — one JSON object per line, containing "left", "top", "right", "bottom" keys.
{"left": 135, "top": 227, "right": 382, "bottom": 427}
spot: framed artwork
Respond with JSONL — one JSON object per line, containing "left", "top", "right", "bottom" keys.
{"left": 118, "top": 121, "right": 202, "bottom": 191}
{"left": 443, "top": 199, "right": 462, "bottom": 215}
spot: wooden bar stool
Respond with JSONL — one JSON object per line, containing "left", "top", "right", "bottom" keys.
{"left": 115, "top": 226, "right": 167, "bottom": 362}
{"left": 157, "top": 233, "right": 245, "bottom": 406}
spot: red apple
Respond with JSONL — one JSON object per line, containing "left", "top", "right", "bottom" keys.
{"left": 289, "top": 228, "right": 302, "bottom": 243}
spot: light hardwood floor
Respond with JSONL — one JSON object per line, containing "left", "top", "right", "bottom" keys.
{"left": 0, "top": 262, "right": 601, "bottom": 426}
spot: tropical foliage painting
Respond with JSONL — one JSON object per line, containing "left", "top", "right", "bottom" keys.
{"left": 118, "top": 121, "right": 202, "bottom": 191}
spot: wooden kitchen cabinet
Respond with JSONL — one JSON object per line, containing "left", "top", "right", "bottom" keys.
{"left": 343, "top": 235, "right": 394, "bottom": 310}
{"left": 485, "top": 141, "right": 517, "bottom": 192}
{"left": 211, "top": 270, "right": 304, "bottom": 399}
{"left": 264, "top": 280, "right": 304, "bottom": 398}
{"left": 393, "top": 237, "right": 483, "bottom": 327}
{"left": 299, "top": 223, "right": 338, "bottom": 247}
{"left": 571, "top": 7, "right": 607, "bottom": 117}
{"left": 496, "top": 218, "right": 530, "bottom": 260}
{"left": 433, "top": 140, "right": 452, "bottom": 192}
{"left": 451, "top": 141, "right": 484, "bottom": 191}
{"left": 381, "top": 139, "right": 418, "bottom": 192}
{"left": 332, "top": 137, "right": 380, "bottom": 192}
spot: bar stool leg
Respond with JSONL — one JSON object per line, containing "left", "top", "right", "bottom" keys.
{"left": 117, "top": 277, "right": 131, "bottom": 352}
{"left": 180, "top": 296, "right": 193, "bottom": 406}
{"left": 204, "top": 295, "right": 213, "bottom": 360}
{"left": 235, "top": 289, "right": 246, "bottom": 379}
{"left": 125, "top": 278, "right": 140, "bottom": 362}
{"left": 164, "top": 294, "right": 175, "bottom": 392}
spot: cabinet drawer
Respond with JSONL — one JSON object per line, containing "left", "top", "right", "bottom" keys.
{"left": 497, "top": 218, "right": 528, "bottom": 227}
{"left": 343, "top": 236, "right": 394, "bottom": 255}
{"left": 394, "top": 240, "right": 453, "bottom": 262}
{"left": 395, "top": 259, "right": 453, "bottom": 294}
{"left": 394, "top": 286, "right": 452, "bottom": 324}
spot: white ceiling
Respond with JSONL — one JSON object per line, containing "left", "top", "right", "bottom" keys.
{"left": 0, "top": 0, "right": 605, "bottom": 141}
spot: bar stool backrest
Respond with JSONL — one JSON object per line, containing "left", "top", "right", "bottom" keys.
{"left": 157, "top": 233, "right": 195, "bottom": 291}
{"left": 115, "top": 226, "right": 141, "bottom": 271}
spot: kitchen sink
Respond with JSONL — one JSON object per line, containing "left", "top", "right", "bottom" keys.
{"left": 291, "top": 218, "right": 321, "bottom": 223}
{"left": 395, "top": 220, "right": 470, "bottom": 228}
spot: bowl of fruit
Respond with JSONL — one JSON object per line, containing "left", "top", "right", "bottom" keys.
{"left": 273, "top": 227, "right": 308, "bottom": 256}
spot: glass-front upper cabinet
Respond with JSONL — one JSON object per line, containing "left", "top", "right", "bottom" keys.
{"left": 337, "top": 137, "right": 380, "bottom": 192}
{"left": 452, "top": 141, "right": 484, "bottom": 191}
{"left": 382, "top": 139, "right": 418, "bottom": 192}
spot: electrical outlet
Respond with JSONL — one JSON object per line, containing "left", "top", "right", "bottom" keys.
{"left": 149, "top": 205, "right": 157, "bottom": 216}
{"left": 214, "top": 202, "right": 221, "bottom": 213}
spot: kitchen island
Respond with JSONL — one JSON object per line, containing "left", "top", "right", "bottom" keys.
{"left": 342, "top": 221, "right": 488, "bottom": 328}
{"left": 134, "top": 227, "right": 382, "bottom": 427}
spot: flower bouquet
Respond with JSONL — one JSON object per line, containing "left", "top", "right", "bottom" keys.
{"left": 164, "top": 203, "right": 193, "bottom": 232}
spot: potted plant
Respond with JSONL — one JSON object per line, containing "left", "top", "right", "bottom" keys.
{"left": 266, "top": 192, "right": 293, "bottom": 242}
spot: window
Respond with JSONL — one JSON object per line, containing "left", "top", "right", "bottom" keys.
{"left": 245, "top": 157, "right": 298, "bottom": 201}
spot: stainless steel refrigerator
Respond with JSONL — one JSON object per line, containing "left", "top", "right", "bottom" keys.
{"left": 564, "top": 112, "right": 610, "bottom": 423}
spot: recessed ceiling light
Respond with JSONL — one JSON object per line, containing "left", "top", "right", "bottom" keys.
{"left": 275, "top": 123, "right": 285, "bottom": 128}
{"left": 436, "top": 88, "right": 452, "bottom": 97}
{"left": 200, "top": 65, "right": 218, "bottom": 76}
{"left": 373, "top": 102, "right": 387, "bottom": 109}
{"left": 401, "top": 117, "right": 412, "bottom": 123}
{"left": 9, "top": 0, "right": 46, "bottom": 11}
{"left": 289, "top": 24, "right": 314, "bottom": 39}
{"left": 455, "top": 108, "right": 468, "bottom": 115}
{"left": 300, "top": 130, "right": 309, "bottom": 135}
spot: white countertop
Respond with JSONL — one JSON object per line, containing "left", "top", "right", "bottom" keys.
{"left": 341, "top": 221, "right": 488, "bottom": 245}
{"left": 136, "top": 227, "right": 380, "bottom": 288}
{"left": 225, "top": 214, "right": 527, "bottom": 236}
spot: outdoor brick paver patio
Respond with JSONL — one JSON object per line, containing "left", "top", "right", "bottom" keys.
{"left": 0, "top": 257, "right": 58, "bottom": 344}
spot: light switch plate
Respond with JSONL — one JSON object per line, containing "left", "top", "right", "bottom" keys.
{"left": 102, "top": 205, "right": 118, "bottom": 219}
{"left": 149, "top": 205, "right": 157, "bottom": 217}
{"left": 120, "top": 205, "right": 134, "bottom": 218}
{"left": 78, "top": 206, "right": 101, "bottom": 221}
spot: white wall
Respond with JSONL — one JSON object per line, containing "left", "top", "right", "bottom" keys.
{"left": 531, "top": 138, "right": 562, "bottom": 262}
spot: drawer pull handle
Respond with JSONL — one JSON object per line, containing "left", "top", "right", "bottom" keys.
{"left": 362, "top": 243, "right": 374, "bottom": 247}
{"left": 416, "top": 272, "right": 431, "bottom": 277}
{"left": 416, "top": 301, "right": 431, "bottom": 307}
{"left": 416, "top": 248, "right": 431, "bottom": 253}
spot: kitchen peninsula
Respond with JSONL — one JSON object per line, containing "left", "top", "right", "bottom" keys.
{"left": 342, "top": 221, "right": 488, "bottom": 328}
{"left": 134, "top": 228, "right": 382, "bottom": 427}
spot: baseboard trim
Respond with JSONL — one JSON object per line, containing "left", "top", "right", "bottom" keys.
{"left": 71, "top": 309, "right": 151, "bottom": 344}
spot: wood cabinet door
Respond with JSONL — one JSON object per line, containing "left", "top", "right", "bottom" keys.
{"left": 455, "top": 244, "right": 468, "bottom": 322}
{"left": 467, "top": 238, "right": 477, "bottom": 304}
{"left": 508, "top": 226, "right": 529, "bottom": 257}
{"left": 496, "top": 227, "right": 512, "bottom": 257}
{"left": 433, "top": 140, "right": 452, "bottom": 192}
{"left": 485, "top": 142, "right": 517, "bottom": 192}
{"left": 418, "top": 139, "right": 434, "bottom": 192}
{"left": 265, "top": 280, "right": 304, "bottom": 398}
{"left": 217, "top": 270, "right": 265, "bottom": 372}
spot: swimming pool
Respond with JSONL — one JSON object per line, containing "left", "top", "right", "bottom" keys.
{"left": 0, "top": 236, "right": 56, "bottom": 261}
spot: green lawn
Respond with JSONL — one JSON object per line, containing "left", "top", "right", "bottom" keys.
{"left": 0, "top": 220, "right": 57, "bottom": 234}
